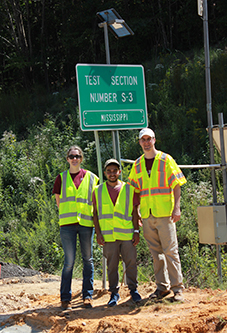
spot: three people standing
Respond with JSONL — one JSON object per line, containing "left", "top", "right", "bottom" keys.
{"left": 53, "top": 127, "right": 186, "bottom": 308}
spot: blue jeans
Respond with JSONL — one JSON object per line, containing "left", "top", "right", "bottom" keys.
{"left": 60, "top": 224, "right": 94, "bottom": 301}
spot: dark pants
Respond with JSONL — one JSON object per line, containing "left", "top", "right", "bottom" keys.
{"left": 60, "top": 224, "right": 94, "bottom": 301}
{"left": 103, "top": 240, "right": 138, "bottom": 294}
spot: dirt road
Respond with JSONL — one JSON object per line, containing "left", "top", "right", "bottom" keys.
{"left": 1, "top": 273, "right": 227, "bottom": 333}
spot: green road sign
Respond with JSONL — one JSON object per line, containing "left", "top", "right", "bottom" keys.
{"left": 76, "top": 64, "right": 148, "bottom": 131}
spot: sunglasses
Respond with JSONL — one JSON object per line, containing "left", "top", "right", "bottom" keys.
{"left": 68, "top": 154, "right": 82, "bottom": 160}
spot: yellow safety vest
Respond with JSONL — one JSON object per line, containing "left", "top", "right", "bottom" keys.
{"left": 128, "top": 151, "right": 186, "bottom": 218}
{"left": 94, "top": 181, "right": 135, "bottom": 242}
{"left": 59, "top": 170, "right": 99, "bottom": 227}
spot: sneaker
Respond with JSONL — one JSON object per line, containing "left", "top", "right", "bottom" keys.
{"left": 61, "top": 301, "right": 72, "bottom": 310}
{"left": 130, "top": 290, "right": 142, "bottom": 303}
{"left": 149, "top": 289, "right": 171, "bottom": 299}
{"left": 173, "top": 291, "right": 184, "bottom": 302}
{"left": 107, "top": 292, "right": 120, "bottom": 307}
{"left": 83, "top": 298, "right": 93, "bottom": 308}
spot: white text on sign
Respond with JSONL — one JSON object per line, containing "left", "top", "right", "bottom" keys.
{"left": 101, "top": 113, "right": 129, "bottom": 122}
{"left": 111, "top": 76, "right": 138, "bottom": 86}
{"left": 90, "top": 92, "right": 135, "bottom": 103}
{"left": 90, "top": 93, "right": 117, "bottom": 103}
{"left": 84, "top": 75, "right": 138, "bottom": 86}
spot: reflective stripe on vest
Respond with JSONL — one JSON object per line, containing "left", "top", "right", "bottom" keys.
{"left": 59, "top": 212, "right": 78, "bottom": 219}
{"left": 158, "top": 153, "right": 167, "bottom": 187}
{"left": 114, "top": 227, "right": 134, "bottom": 233}
{"left": 168, "top": 171, "right": 185, "bottom": 187}
{"left": 135, "top": 156, "right": 142, "bottom": 175}
{"left": 60, "top": 171, "right": 75, "bottom": 202}
{"left": 129, "top": 178, "right": 140, "bottom": 189}
{"left": 98, "top": 184, "right": 113, "bottom": 220}
{"left": 114, "top": 184, "right": 132, "bottom": 221}
{"left": 102, "top": 230, "right": 113, "bottom": 235}
{"left": 59, "top": 212, "right": 93, "bottom": 221}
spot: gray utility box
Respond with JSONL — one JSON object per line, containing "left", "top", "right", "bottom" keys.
{"left": 197, "top": 205, "right": 227, "bottom": 244}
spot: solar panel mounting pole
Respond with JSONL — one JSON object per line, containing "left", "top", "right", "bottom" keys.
{"left": 203, "top": 0, "right": 222, "bottom": 279}
{"left": 97, "top": 8, "right": 135, "bottom": 289}
{"left": 99, "top": 17, "right": 125, "bottom": 289}
{"left": 97, "top": 8, "right": 134, "bottom": 171}
{"left": 199, "top": 0, "right": 221, "bottom": 279}
{"left": 98, "top": 20, "right": 122, "bottom": 167}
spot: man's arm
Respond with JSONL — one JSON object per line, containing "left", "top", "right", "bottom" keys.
{"left": 92, "top": 191, "right": 105, "bottom": 246}
{"left": 55, "top": 194, "right": 60, "bottom": 208}
{"left": 93, "top": 208, "right": 105, "bottom": 246}
{"left": 132, "top": 205, "right": 140, "bottom": 246}
{"left": 172, "top": 184, "right": 181, "bottom": 223}
{"left": 127, "top": 163, "right": 140, "bottom": 191}
{"left": 134, "top": 192, "right": 143, "bottom": 226}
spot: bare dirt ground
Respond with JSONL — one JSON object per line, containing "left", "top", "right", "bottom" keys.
{"left": 1, "top": 263, "right": 227, "bottom": 332}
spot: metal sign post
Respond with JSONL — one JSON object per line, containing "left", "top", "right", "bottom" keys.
{"left": 97, "top": 9, "right": 135, "bottom": 288}
{"left": 200, "top": 0, "right": 221, "bottom": 279}
{"left": 99, "top": 17, "right": 120, "bottom": 290}
{"left": 203, "top": 0, "right": 217, "bottom": 203}
{"left": 218, "top": 114, "right": 227, "bottom": 206}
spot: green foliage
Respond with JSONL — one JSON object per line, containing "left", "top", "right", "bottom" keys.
{"left": 1, "top": 0, "right": 227, "bottom": 94}
{"left": 2, "top": 47, "right": 227, "bottom": 291}
{"left": 178, "top": 178, "right": 227, "bottom": 290}
{"left": 0, "top": 87, "right": 78, "bottom": 139}
{"left": 0, "top": 117, "right": 227, "bottom": 289}
{"left": 93, "top": 235, "right": 104, "bottom": 279}
{"left": 141, "top": 48, "right": 227, "bottom": 166}
{"left": 136, "top": 229, "right": 154, "bottom": 283}
{"left": 0, "top": 116, "right": 98, "bottom": 273}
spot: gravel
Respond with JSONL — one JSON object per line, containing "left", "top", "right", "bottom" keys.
{"left": 0, "top": 261, "right": 40, "bottom": 279}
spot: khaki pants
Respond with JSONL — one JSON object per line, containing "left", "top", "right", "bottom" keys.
{"left": 103, "top": 240, "right": 138, "bottom": 294}
{"left": 143, "top": 214, "right": 184, "bottom": 293}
